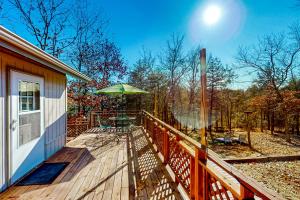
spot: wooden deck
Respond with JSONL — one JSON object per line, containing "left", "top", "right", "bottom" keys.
{"left": 0, "top": 128, "right": 182, "bottom": 200}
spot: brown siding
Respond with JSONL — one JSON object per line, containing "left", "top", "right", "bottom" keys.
{"left": 0, "top": 51, "right": 67, "bottom": 190}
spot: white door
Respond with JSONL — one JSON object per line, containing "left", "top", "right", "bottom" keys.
{"left": 10, "top": 71, "right": 45, "bottom": 184}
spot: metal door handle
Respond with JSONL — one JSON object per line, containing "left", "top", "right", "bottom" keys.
{"left": 11, "top": 119, "right": 17, "bottom": 131}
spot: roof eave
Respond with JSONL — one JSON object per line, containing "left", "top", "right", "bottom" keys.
{"left": 0, "top": 26, "right": 91, "bottom": 82}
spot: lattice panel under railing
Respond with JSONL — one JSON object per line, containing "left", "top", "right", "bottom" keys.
{"left": 168, "top": 134, "right": 192, "bottom": 193}
{"left": 155, "top": 126, "right": 164, "bottom": 152}
{"left": 207, "top": 173, "right": 236, "bottom": 200}
{"left": 67, "top": 123, "right": 89, "bottom": 137}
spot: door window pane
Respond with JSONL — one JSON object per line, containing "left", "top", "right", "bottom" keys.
{"left": 18, "top": 81, "right": 40, "bottom": 112}
{"left": 19, "top": 112, "right": 41, "bottom": 146}
{"left": 18, "top": 80, "right": 41, "bottom": 146}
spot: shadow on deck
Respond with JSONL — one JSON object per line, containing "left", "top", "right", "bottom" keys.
{"left": 0, "top": 127, "right": 182, "bottom": 200}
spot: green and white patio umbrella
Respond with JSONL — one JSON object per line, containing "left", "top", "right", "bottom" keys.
{"left": 96, "top": 83, "right": 149, "bottom": 113}
{"left": 96, "top": 83, "right": 149, "bottom": 95}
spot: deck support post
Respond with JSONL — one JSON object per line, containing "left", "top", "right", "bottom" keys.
{"left": 162, "top": 127, "right": 169, "bottom": 164}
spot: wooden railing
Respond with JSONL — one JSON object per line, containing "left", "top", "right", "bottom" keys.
{"left": 67, "top": 110, "right": 142, "bottom": 137}
{"left": 67, "top": 117, "right": 89, "bottom": 137}
{"left": 89, "top": 110, "right": 142, "bottom": 127}
{"left": 141, "top": 110, "right": 284, "bottom": 200}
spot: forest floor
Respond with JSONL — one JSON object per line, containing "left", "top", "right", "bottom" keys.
{"left": 208, "top": 131, "right": 300, "bottom": 158}
{"left": 205, "top": 131, "right": 300, "bottom": 200}
{"left": 234, "top": 161, "right": 300, "bottom": 200}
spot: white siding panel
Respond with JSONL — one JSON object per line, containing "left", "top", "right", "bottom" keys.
{"left": 0, "top": 52, "right": 67, "bottom": 191}
{"left": 44, "top": 73, "right": 66, "bottom": 159}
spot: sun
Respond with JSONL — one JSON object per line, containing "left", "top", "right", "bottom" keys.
{"left": 202, "top": 4, "right": 222, "bottom": 26}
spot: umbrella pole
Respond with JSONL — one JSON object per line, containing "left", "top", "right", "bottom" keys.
{"left": 122, "top": 94, "right": 124, "bottom": 133}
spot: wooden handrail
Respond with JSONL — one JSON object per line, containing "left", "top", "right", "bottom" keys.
{"left": 143, "top": 110, "right": 203, "bottom": 149}
{"left": 141, "top": 110, "right": 285, "bottom": 200}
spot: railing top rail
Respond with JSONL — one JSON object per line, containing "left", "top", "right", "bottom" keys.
{"left": 142, "top": 110, "right": 285, "bottom": 200}
{"left": 142, "top": 110, "right": 202, "bottom": 149}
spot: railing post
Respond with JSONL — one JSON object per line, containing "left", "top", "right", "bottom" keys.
{"left": 145, "top": 116, "right": 148, "bottom": 132}
{"left": 153, "top": 122, "right": 158, "bottom": 152}
{"left": 240, "top": 185, "right": 255, "bottom": 200}
{"left": 190, "top": 156, "right": 195, "bottom": 199}
{"left": 149, "top": 119, "right": 154, "bottom": 139}
{"left": 162, "top": 127, "right": 169, "bottom": 164}
{"left": 195, "top": 147, "right": 207, "bottom": 200}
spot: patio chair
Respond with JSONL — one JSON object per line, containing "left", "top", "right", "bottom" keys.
{"left": 97, "top": 118, "right": 114, "bottom": 132}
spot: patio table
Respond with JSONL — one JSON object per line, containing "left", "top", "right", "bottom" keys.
{"left": 108, "top": 116, "right": 136, "bottom": 132}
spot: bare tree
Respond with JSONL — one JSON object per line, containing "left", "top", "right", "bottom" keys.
{"left": 67, "top": 1, "right": 127, "bottom": 115}
{"left": 237, "top": 26, "right": 300, "bottom": 100}
{"left": 207, "top": 56, "right": 234, "bottom": 139}
{"left": 160, "top": 34, "right": 188, "bottom": 125}
{"left": 237, "top": 24, "right": 300, "bottom": 138}
{"left": 186, "top": 47, "right": 200, "bottom": 112}
{"left": 10, "top": 0, "right": 72, "bottom": 57}
{"left": 129, "top": 48, "right": 155, "bottom": 88}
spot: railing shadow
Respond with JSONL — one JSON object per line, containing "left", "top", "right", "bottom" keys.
{"left": 128, "top": 127, "right": 182, "bottom": 199}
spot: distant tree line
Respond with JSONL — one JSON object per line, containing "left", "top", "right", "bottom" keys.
{"left": 129, "top": 23, "right": 300, "bottom": 143}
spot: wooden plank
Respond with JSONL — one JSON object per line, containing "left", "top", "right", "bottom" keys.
{"left": 101, "top": 145, "right": 120, "bottom": 200}
{"left": 53, "top": 151, "right": 93, "bottom": 199}
{"left": 81, "top": 151, "right": 110, "bottom": 200}
{"left": 121, "top": 137, "right": 130, "bottom": 200}
{"left": 224, "top": 154, "right": 300, "bottom": 164}
{"left": 92, "top": 144, "right": 118, "bottom": 200}
{"left": 111, "top": 147, "right": 124, "bottom": 200}
{"left": 74, "top": 143, "right": 114, "bottom": 200}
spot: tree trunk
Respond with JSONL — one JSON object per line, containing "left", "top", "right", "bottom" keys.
{"left": 246, "top": 113, "right": 252, "bottom": 148}
{"left": 229, "top": 102, "right": 232, "bottom": 132}
{"left": 285, "top": 113, "right": 291, "bottom": 143}
{"left": 208, "top": 87, "right": 214, "bottom": 140}
{"left": 271, "top": 111, "right": 274, "bottom": 134}
{"left": 260, "top": 109, "right": 263, "bottom": 132}
{"left": 247, "top": 128, "right": 252, "bottom": 148}
{"left": 297, "top": 114, "right": 300, "bottom": 135}
{"left": 220, "top": 106, "right": 223, "bottom": 127}
{"left": 267, "top": 111, "right": 270, "bottom": 130}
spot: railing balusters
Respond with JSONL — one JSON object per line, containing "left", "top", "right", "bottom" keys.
{"left": 141, "top": 110, "right": 281, "bottom": 200}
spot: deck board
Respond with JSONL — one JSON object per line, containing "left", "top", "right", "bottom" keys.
{"left": 0, "top": 127, "right": 183, "bottom": 200}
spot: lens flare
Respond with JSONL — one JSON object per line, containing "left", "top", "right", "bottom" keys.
{"left": 203, "top": 5, "right": 222, "bottom": 25}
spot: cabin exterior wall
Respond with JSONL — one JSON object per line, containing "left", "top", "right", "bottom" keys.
{"left": 0, "top": 50, "right": 67, "bottom": 191}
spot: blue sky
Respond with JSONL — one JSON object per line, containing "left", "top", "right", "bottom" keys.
{"left": 1, "top": 0, "right": 299, "bottom": 88}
